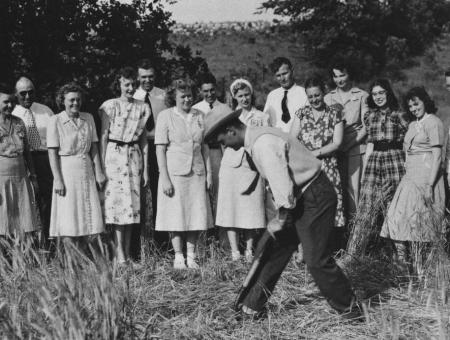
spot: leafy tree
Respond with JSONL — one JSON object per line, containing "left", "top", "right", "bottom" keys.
{"left": 0, "top": 0, "right": 208, "bottom": 112}
{"left": 261, "top": 0, "right": 450, "bottom": 79}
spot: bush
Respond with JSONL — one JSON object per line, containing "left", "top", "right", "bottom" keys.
{"left": 0, "top": 0, "right": 208, "bottom": 113}
{"left": 261, "top": 0, "right": 450, "bottom": 80}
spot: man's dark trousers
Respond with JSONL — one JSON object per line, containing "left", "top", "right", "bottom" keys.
{"left": 32, "top": 151, "right": 53, "bottom": 244}
{"left": 242, "top": 172, "right": 354, "bottom": 312}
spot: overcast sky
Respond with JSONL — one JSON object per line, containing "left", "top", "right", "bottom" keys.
{"left": 164, "top": 0, "right": 276, "bottom": 23}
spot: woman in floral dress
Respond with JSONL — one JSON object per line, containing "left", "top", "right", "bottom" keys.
{"left": 346, "top": 79, "right": 408, "bottom": 258}
{"left": 290, "top": 76, "right": 345, "bottom": 251}
{"left": 100, "top": 67, "right": 150, "bottom": 264}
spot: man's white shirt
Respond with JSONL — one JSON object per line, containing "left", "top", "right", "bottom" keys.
{"left": 263, "top": 84, "right": 308, "bottom": 132}
{"left": 12, "top": 102, "right": 54, "bottom": 151}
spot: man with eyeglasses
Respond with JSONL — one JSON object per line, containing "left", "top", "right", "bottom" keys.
{"left": 12, "top": 76, "right": 54, "bottom": 247}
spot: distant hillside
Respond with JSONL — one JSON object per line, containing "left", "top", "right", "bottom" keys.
{"left": 170, "top": 26, "right": 450, "bottom": 125}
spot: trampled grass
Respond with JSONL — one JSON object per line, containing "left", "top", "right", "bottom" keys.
{"left": 0, "top": 236, "right": 449, "bottom": 339}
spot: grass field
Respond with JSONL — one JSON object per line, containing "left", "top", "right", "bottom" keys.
{"left": 0, "top": 236, "right": 449, "bottom": 339}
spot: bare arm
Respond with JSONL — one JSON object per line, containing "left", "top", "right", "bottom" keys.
{"left": 201, "top": 143, "right": 212, "bottom": 190}
{"left": 429, "top": 147, "right": 442, "bottom": 187}
{"left": 139, "top": 129, "right": 149, "bottom": 187}
{"left": 312, "top": 121, "right": 344, "bottom": 158}
{"left": 156, "top": 144, "right": 174, "bottom": 197}
{"left": 99, "top": 108, "right": 110, "bottom": 169}
{"left": 356, "top": 94, "right": 369, "bottom": 143}
{"left": 48, "top": 148, "right": 65, "bottom": 196}
{"left": 288, "top": 114, "right": 301, "bottom": 140}
{"left": 90, "top": 142, "right": 106, "bottom": 189}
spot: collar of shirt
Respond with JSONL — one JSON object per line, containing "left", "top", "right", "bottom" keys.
{"left": 60, "top": 111, "right": 87, "bottom": 126}
{"left": 134, "top": 87, "right": 147, "bottom": 101}
{"left": 328, "top": 87, "right": 363, "bottom": 105}
{"left": 173, "top": 106, "right": 194, "bottom": 123}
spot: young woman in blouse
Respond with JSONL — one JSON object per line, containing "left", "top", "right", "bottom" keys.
{"left": 290, "top": 76, "right": 345, "bottom": 252}
{"left": 347, "top": 79, "right": 408, "bottom": 257}
{"left": 100, "top": 67, "right": 150, "bottom": 265}
{"left": 48, "top": 83, "right": 105, "bottom": 244}
{"left": 381, "top": 87, "right": 445, "bottom": 262}
{"left": 0, "top": 84, "right": 40, "bottom": 238}
{"left": 155, "top": 78, "right": 212, "bottom": 269}
{"left": 216, "top": 79, "right": 269, "bottom": 262}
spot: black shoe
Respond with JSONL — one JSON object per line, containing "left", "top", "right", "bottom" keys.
{"left": 340, "top": 299, "right": 365, "bottom": 322}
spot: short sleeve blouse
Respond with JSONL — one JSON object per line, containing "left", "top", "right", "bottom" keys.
{"left": 364, "top": 108, "right": 409, "bottom": 143}
{"left": 47, "top": 111, "right": 98, "bottom": 156}
{"left": 100, "top": 98, "right": 150, "bottom": 142}
{"left": 155, "top": 107, "right": 206, "bottom": 176}
{"left": 0, "top": 116, "right": 28, "bottom": 157}
{"left": 404, "top": 114, "right": 444, "bottom": 154}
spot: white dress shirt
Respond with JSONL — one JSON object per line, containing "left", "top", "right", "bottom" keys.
{"left": 193, "top": 99, "right": 221, "bottom": 115}
{"left": 134, "top": 86, "right": 167, "bottom": 138}
{"left": 263, "top": 84, "right": 308, "bottom": 133}
{"left": 12, "top": 102, "right": 54, "bottom": 151}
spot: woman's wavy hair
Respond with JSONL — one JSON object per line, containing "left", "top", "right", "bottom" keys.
{"left": 403, "top": 86, "right": 437, "bottom": 119}
{"left": 367, "top": 79, "right": 399, "bottom": 111}
{"left": 110, "top": 66, "right": 137, "bottom": 97}
{"left": 56, "top": 82, "right": 86, "bottom": 110}
{"left": 165, "top": 78, "right": 196, "bottom": 108}
{"left": 304, "top": 76, "right": 326, "bottom": 94}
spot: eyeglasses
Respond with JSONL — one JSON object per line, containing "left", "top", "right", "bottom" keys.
{"left": 18, "top": 90, "right": 34, "bottom": 97}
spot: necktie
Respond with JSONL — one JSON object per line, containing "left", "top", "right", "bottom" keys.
{"left": 242, "top": 151, "right": 260, "bottom": 195}
{"left": 23, "top": 109, "right": 41, "bottom": 151}
{"left": 144, "top": 92, "right": 155, "bottom": 131}
{"left": 281, "top": 90, "right": 290, "bottom": 123}
{"left": 209, "top": 102, "right": 214, "bottom": 110}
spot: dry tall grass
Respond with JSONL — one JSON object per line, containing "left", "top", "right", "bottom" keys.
{"left": 0, "top": 233, "right": 449, "bottom": 339}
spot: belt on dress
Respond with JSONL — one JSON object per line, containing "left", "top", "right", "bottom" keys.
{"left": 373, "top": 141, "right": 403, "bottom": 151}
{"left": 108, "top": 139, "right": 139, "bottom": 147}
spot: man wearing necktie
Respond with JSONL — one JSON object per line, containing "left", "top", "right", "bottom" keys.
{"left": 133, "top": 59, "right": 168, "bottom": 253}
{"left": 263, "top": 57, "right": 308, "bottom": 133}
{"left": 12, "top": 77, "right": 54, "bottom": 247}
{"left": 193, "top": 73, "right": 232, "bottom": 221}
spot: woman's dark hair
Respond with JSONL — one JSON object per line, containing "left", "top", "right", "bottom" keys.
{"left": 0, "top": 82, "right": 13, "bottom": 95}
{"left": 269, "top": 57, "right": 292, "bottom": 74}
{"left": 329, "top": 60, "right": 353, "bottom": 80}
{"left": 304, "top": 76, "right": 326, "bottom": 94}
{"left": 367, "top": 79, "right": 399, "bottom": 110}
{"left": 56, "top": 82, "right": 85, "bottom": 110}
{"left": 403, "top": 86, "right": 437, "bottom": 116}
{"left": 165, "top": 78, "right": 196, "bottom": 108}
{"left": 110, "top": 66, "right": 137, "bottom": 97}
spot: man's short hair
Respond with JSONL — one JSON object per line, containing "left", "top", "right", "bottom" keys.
{"left": 197, "top": 73, "right": 217, "bottom": 87}
{"left": 137, "top": 58, "right": 155, "bottom": 71}
{"left": 269, "top": 57, "right": 292, "bottom": 74}
{"left": 445, "top": 68, "right": 450, "bottom": 77}
{"left": 0, "top": 82, "right": 13, "bottom": 95}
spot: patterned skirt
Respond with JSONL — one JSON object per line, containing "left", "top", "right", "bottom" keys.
{"left": 322, "top": 156, "right": 345, "bottom": 227}
{"left": 358, "top": 149, "right": 405, "bottom": 215}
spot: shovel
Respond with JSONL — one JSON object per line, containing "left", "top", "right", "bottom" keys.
{"left": 233, "top": 231, "right": 275, "bottom": 311}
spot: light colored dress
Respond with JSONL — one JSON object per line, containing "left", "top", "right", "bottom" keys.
{"left": 0, "top": 116, "right": 40, "bottom": 235}
{"left": 155, "top": 107, "right": 212, "bottom": 232}
{"left": 100, "top": 98, "right": 150, "bottom": 225}
{"left": 47, "top": 111, "right": 103, "bottom": 237}
{"left": 216, "top": 108, "right": 269, "bottom": 230}
{"left": 381, "top": 114, "right": 445, "bottom": 242}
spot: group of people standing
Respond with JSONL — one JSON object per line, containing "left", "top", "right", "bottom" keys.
{"left": 0, "top": 56, "right": 448, "bottom": 274}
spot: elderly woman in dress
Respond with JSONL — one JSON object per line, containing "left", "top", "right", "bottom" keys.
{"left": 100, "top": 67, "right": 150, "bottom": 265}
{"left": 290, "top": 76, "right": 345, "bottom": 253}
{"left": 47, "top": 83, "right": 105, "bottom": 245}
{"left": 155, "top": 78, "right": 212, "bottom": 269}
{"left": 216, "top": 78, "right": 269, "bottom": 262}
{"left": 381, "top": 87, "right": 445, "bottom": 263}
{"left": 0, "top": 83, "right": 40, "bottom": 239}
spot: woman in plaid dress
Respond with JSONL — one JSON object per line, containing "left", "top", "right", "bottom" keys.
{"left": 347, "top": 79, "right": 409, "bottom": 257}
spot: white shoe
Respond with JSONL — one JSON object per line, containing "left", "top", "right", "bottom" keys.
{"left": 173, "top": 254, "right": 187, "bottom": 269}
{"left": 186, "top": 253, "right": 200, "bottom": 269}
